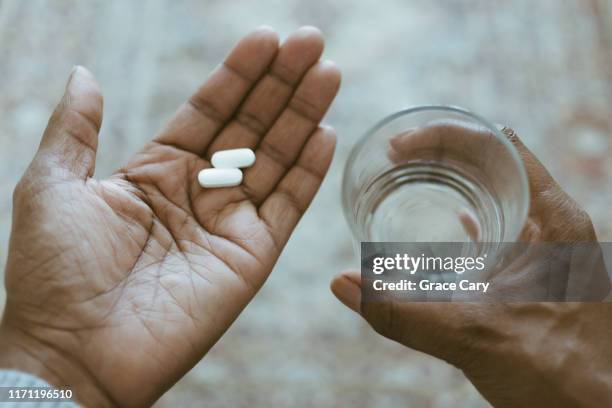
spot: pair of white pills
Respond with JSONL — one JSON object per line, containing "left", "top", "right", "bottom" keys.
{"left": 198, "top": 148, "right": 256, "bottom": 188}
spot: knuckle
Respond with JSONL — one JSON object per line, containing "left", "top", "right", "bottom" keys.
{"left": 576, "top": 209, "right": 597, "bottom": 240}
{"left": 553, "top": 194, "right": 597, "bottom": 241}
{"left": 47, "top": 103, "right": 65, "bottom": 129}
{"left": 62, "top": 109, "right": 99, "bottom": 143}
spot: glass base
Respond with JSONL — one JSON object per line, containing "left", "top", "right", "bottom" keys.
{"left": 356, "top": 163, "right": 503, "bottom": 244}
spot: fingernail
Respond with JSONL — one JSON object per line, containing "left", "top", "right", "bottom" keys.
{"left": 320, "top": 124, "right": 336, "bottom": 136}
{"left": 332, "top": 275, "right": 361, "bottom": 313}
{"left": 255, "top": 25, "right": 275, "bottom": 33}
{"left": 298, "top": 25, "right": 323, "bottom": 35}
{"left": 66, "top": 65, "right": 96, "bottom": 97}
{"left": 66, "top": 65, "right": 82, "bottom": 92}
{"left": 69, "top": 65, "right": 80, "bottom": 77}
{"left": 320, "top": 59, "right": 337, "bottom": 69}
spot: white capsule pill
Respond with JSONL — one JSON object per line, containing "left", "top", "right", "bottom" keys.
{"left": 211, "top": 148, "right": 256, "bottom": 169}
{"left": 198, "top": 168, "right": 243, "bottom": 188}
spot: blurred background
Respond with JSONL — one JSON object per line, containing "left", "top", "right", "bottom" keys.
{"left": 1, "top": 0, "right": 612, "bottom": 406}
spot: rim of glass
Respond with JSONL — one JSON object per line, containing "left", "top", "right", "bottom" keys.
{"left": 341, "top": 104, "right": 530, "bottom": 242}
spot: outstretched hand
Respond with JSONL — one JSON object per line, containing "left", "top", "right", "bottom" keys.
{"left": 1, "top": 26, "right": 340, "bottom": 407}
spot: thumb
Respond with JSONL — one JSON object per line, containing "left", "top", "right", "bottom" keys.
{"left": 35, "top": 66, "right": 103, "bottom": 180}
{"left": 331, "top": 270, "right": 490, "bottom": 367}
{"left": 332, "top": 270, "right": 428, "bottom": 347}
{"left": 330, "top": 270, "right": 362, "bottom": 313}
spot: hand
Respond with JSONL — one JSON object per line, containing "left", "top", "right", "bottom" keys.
{"left": 1, "top": 26, "right": 340, "bottom": 407}
{"left": 331, "top": 125, "right": 612, "bottom": 407}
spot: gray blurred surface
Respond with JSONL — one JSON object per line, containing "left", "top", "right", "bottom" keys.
{"left": 1, "top": 1, "right": 611, "bottom": 407}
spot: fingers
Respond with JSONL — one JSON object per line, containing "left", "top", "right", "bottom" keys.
{"left": 259, "top": 126, "right": 336, "bottom": 245}
{"left": 388, "top": 123, "right": 583, "bottom": 241}
{"left": 154, "top": 26, "right": 279, "bottom": 154}
{"left": 498, "top": 126, "right": 596, "bottom": 241}
{"left": 388, "top": 122, "right": 500, "bottom": 169}
{"left": 330, "top": 270, "right": 362, "bottom": 313}
{"left": 205, "top": 26, "right": 325, "bottom": 157}
{"left": 497, "top": 126, "right": 557, "bottom": 196}
{"left": 243, "top": 61, "right": 341, "bottom": 203}
{"left": 35, "top": 66, "right": 103, "bottom": 180}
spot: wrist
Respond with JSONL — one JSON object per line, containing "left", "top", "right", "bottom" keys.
{"left": 555, "top": 306, "right": 612, "bottom": 407}
{"left": 0, "top": 317, "right": 115, "bottom": 407}
{"left": 487, "top": 304, "right": 612, "bottom": 407}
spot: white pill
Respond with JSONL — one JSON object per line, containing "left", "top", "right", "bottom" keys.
{"left": 198, "top": 168, "right": 243, "bottom": 188}
{"left": 211, "top": 148, "right": 256, "bottom": 169}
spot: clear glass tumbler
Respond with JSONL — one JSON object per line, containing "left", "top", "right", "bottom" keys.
{"left": 342, "top": 106, "right": 529, "bottom": 252}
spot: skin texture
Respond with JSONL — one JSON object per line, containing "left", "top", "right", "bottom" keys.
{"left": 0, "top": 26, "right": 340, "bottom": 407}
{"left": 332, "top": 124, "right": 612, "bottom": 407}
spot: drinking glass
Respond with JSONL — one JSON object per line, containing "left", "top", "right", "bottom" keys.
{"left": 342, "top": 105, "right": 529, "bottom": 254}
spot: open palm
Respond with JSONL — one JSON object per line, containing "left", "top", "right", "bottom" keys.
{"left": 1, "top": 26, "right": 340, "bottom": 407}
